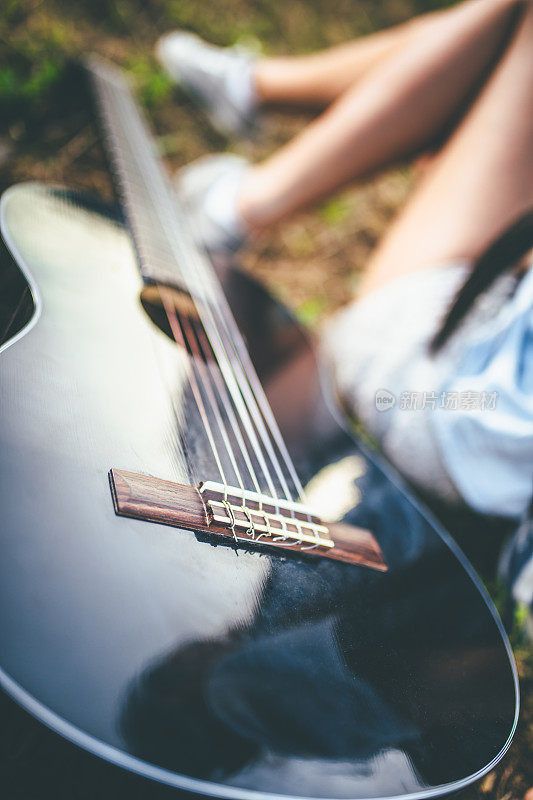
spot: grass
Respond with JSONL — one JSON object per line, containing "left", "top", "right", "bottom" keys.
{"left": 0, "top": 0, "right": 531, "bottom": 797}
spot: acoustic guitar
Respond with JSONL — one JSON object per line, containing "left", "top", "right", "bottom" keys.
{"left": 0, "top": 57, "right": 519, "bottom": 800}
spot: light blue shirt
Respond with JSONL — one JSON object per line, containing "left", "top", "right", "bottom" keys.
{"left": 433, "top": 267, "right": 533, "bottom": 519}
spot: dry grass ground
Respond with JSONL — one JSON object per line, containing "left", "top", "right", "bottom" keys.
{"left": 0, "top": 0, "right": 531, "bottom": 798}
{"left": 0, "top": 0, "right": 423, "bottom": 322}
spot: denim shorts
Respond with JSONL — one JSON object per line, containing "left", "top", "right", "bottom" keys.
{"left": 321, "top": 261, "right": 519, "bottom": 509}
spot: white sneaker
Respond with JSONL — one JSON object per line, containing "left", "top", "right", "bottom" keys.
{"left": 156, "top": 31, "right": 257, "bottom": 138}
{"left": 175, "top": 153, "right": 251, "bottom": 256}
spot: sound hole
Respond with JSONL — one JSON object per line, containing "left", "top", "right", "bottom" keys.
{"left": 140, "top": 284, "right": 211, "bottom": 361}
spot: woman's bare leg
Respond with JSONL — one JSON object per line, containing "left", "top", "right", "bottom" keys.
{"left": 238, "top": 0, "right": 520, "bottom": 229}
{"left": 254, "top": 24, "right": 411, "bottom": 107}
{"left": 254, "top": 0, "right": 510, "bottom": 106}
{"left": 358, "top": 0, "right": 533, "bottom": 297}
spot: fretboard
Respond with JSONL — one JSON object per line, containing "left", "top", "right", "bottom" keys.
{"left": 87, "top": 55, "right": 197, "bottom": 289}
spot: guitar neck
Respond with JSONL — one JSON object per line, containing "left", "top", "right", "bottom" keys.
{"left": 86, "top": 55, "right": 199, "bottom": 290}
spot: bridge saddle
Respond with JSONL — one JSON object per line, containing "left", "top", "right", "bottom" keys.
{"left": 199, "top": 481, "right": 334, "bottom": 549}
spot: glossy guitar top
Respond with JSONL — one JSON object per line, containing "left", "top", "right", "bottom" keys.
{"left": 0, "top": 183, "right": 519, "bottom": 800}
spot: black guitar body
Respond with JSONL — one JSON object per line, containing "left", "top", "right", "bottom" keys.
{"left": 0, "top": 183, "right": 518, "bottom": 800}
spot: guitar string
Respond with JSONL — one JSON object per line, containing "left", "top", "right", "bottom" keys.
{"left": 89, "top": 70, "right": 238, "bottom": 496}
{"left": 181, "top": 309, "right": 302, "bottom": 541}
{"left": 103, "top": 67, "right": 314, "bottom": 536}
{"left": 174, "top": 205, "right": 304, "bottom": 504}
{"left": 177, "top": 305, "right": 247, "bottom": 495}
{"left": 161, "top": 287, "right": 256, "bottom": 542}
{"left": 158, "top": 286, "right": 228, "bottom": 489}
{"left": 192, "top": 319, "right": 264, "bottom": 498}
{"left": 157, "top": 190, "right": 313, "bottom": 528}
{"left": 155, "top": 147, "right": 313, "bottom": 530}
{"left": 93, "top": 62, "right": 319, "bottom": 543}
{"left": 160, "top": 291, "right": 305, "bottom": 544}
{"left": 151, "top": 175, "right": 311, "bottom": 531}
{"left": 192, "top": 316, "right": 313, "bottom": 543}
{"left": 101, "top": 77, "right": 283, "bottom": 506}
{"left": 113, "top": 94, "right": 299, "bottom": 506}
{"left": 110, "top": 86, "right": 287, "bottom": 504}
{"left": 92, "top": 61, "right": 316, "bottom": 540}
{"left": 176, "top": 233, "right": 308, "bottom": 505}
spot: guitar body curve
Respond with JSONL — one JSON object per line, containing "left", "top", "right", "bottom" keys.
{"left": 0, "top": 183, "right": 518, "bottom": 800}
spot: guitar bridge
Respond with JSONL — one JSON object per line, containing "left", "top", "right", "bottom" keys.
{"left": 109, "top": 468, "right": 387, "bottom": 571}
